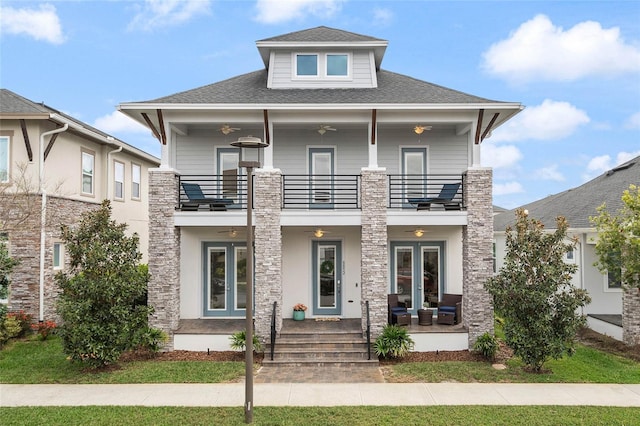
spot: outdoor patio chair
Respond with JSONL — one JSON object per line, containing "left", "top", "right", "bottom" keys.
{"left": 437, "top": 293, "right": 462, "bottom": 325}
{"left": 180, "top": 182, "right": 233, "bottom": 211}
{"left": 408, "top": 182, "right": 461, "bottom": 211}
{"left": 388, "top": 294, "right": 410, "bottom": 326}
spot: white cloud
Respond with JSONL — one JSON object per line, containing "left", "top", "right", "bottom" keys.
{"left": 490, "top": 99, "right": 589, "bottom": 142}
{"left": 481, "top": 142, "right": 522, "bottom": 169}
{"left": 625, "top": 111, "right": 640, "bottom": 129}
{"left": 534, "top": 164, "right": 565, "bottom": 182}
{"left": 493, "top": 182, "right": 524, "bottom": 196}
{"left": 128, "top": 0, "right": 211, "bottom": 31}
{"left": 482, "top": 14, "right": 640, "bottom": 84}
{"left": 254, "top": 0, "right": 343, "bottom": 24}
{"left": 0, "top": 3, "right": 65, "bottom": 44}
{"left": 93, "top": 111, "right": 151, "bottom": 134}
{"left": 372, "top": 7, "right": 393, "bottom": 27}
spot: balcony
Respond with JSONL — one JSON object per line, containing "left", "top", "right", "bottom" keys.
{"left": 282, "top": 175, "right": 360, "bottom": 210}
{"left": 388, "top": 175, "right": 465, "bottom": 210}
{"left": 178, "top": 175, "right": 248, "bottom": 211}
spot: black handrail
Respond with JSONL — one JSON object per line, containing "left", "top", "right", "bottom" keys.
{"left": 270, "top": 301, "right": 277, "bottom": 361}
{"left": 387, "top": 174, "right": 464, "bottom": 209}
{"left": 365, "top": 300, "right": 371, "bottom": 360}
{"left": 282, "top": 174, "right": 360, "bottom": 209}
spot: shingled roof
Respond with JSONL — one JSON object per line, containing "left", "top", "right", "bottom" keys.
{"left": 145, "top": 69, "right": 500, "bottom": 105}
{"left": 494, "top": 156, "right": 640, "bottom": 231}
{"left": 0, "top": 89, "right": 51, "bottom": 114}
{"left": 258, "top": 26, "right": 386, "bottom": 43}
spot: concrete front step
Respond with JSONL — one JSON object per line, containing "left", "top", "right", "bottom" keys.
{"left": 262, "top": 358, "right": 378, "bottom": 367}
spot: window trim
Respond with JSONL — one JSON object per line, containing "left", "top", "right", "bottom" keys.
{"left": 114, "top": 160, "right": 125, "bottom": 201}
{"left": 325, "top": 53, "right": 350, "bottom": 78}
{"left": 131, "top": 162, "right": 141, "bottom": 200}
{"left": 52, "top": 241, "right": 64, "bottom": 270}
{"left": 81, "top": 149, "right": 95, "bottom": 197}
{"left": 294, "top": 53, "right": 319, "bottom": 78}
{"left": 292, "top": 52, "right": 352, "bottom": 80}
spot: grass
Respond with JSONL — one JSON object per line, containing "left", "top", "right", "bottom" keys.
{"left": 1, "top": 406, "right": 639, "bottom": 425}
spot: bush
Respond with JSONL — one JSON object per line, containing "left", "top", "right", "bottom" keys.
{"left": 56, "top": 201, "right": 162, "bottom": 368}
{"left": 229, "top": 330, "right": 263, "bottom": 353}
{"left": 374, "top": 324, "right": 414, "bottom": 359}
{"left": 3, "top": 315, "right": 22, "bottom": 338}
{"left": 132, "top": 327, "right": 168, "bottom": 353}
{"left": 473, "top": 332, "right": 498, "bottom": 361}
{"left": 31, "top": 320, "right": 57, "bottom": 341}
{"left": 5, "top": 310, "right": 33, "bottom": 337}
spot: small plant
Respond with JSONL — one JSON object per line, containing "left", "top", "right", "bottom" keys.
{"left": 31, "top": 320, "right": 57, "bottom": 341}
{"left": 374, "top": 324, "right": 414, "bottom": 359}
{"left": 6, "top": 310, "right": 33, "bottom": 337}
{"left": 473, "top": 332, "right": 499, "bottom": 361}
{"left": 229, "top": 330, "right": 263, "bottom": 353}
{"left": 132, "top": 327, "right": 168, "bottom": 353}
{"left": 293, "top": 303, "right": 307, "bottom": 312}
{"left": 3, "top": 315, "right": 23, "bottom": 339}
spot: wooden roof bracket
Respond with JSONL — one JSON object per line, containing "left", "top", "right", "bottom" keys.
{"left": 474, "top": 109, "right": 484, "bottom": 145}
{"left": 157, "top": 109, "right": 167, "bottom": 145}
{"left": 263, "top": 109, "right": 270, "bottom": 146}
{"left": 43, "top": 132, "right": 60, "bottom": 161}
{"left": 141, "top": 112, "right": 162, "bottom": 142}
{"left": 371, "top": 109, "right": 377, "bottom": 145}
{"left": 481, "top": 112, "right": 500, "bottom": 143}
{"left": 20, "top": 119, "right": 33, "bottom": 162}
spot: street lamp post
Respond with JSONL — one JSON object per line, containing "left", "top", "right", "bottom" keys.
{"left": 231, "top": 136, "right": 267, "bottom": 425}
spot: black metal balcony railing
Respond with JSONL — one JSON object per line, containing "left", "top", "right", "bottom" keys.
{"left": 177, "top": 175, "right": 249, "bottom": 211}
{"left": 388, "top": 174, "right": 464, "bottom": 209}
{"left": 282, "top": 175, "right": 360, "bottom": 209}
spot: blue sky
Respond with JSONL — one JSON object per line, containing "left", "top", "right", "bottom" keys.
{"left": 1, "top": 0, "right": 639, "bottom": 209}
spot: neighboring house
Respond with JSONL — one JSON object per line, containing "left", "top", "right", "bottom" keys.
{"left": 493, "top": 156, "right": 640, "bottom": 344}
{"left": 118, "top": 26, "right": 522, "bottom": 352}
{"left": 0, "top": 89, "right": 159, "bottom": 322}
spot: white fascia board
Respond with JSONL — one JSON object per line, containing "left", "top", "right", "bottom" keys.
{"left": 387, "top": 211, "right": 467, "bottom": 226}
{"left": 256, "top": 41, "right": 388, "bottom": 49}
{"left": 174, "top": 211, "right": 247, "bottom": 227}
{"left": 280, "top": 210, "right": 361, "bottom": 226}
{"left": 118, "top": 102, "right": 522, "bottom": 111}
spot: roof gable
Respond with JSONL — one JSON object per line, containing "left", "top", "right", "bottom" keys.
{"left": 258, "top": 26, "right": 386, "bottom": 43}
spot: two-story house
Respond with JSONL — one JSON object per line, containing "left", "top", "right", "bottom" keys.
{"left": 0, "top": 89, "right": 159, "bottom": 322}
{"left": 119, "top": 27, "right": 522, "bottom": 352}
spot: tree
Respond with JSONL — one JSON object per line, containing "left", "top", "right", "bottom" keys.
{"left": 591, "top": 184, "right": 640, "bottom": 290}
{"left": 486, "top": 209, "right": 590, "bottom": 372}
{"left": 56, "top": 200, "right": 159, "bottom": 368}
{"left": 0, "top": 239, "right": 19, "bottom": 346}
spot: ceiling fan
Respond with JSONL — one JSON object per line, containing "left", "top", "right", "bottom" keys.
{"left": 315, "top": 124, "right": 337, "bottom": 135}
{"left": 405, "top": 228, "right": 428, "bottom": 237}
{"left": 413, "top": 125, "right": 432, "bottom": 135}
{"left": 217, "top": 227, "right": 240, "bottom": 238}
{"left": 305, "top": 228, "right": 330, "bottom": 238}
{"left": 219, "top": 124, "right": 241, "bottom": 135}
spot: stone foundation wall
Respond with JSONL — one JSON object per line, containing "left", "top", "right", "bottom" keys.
{"left": 622, "top": 287, "right": 640, "bottom": 346}
{"left": 1, "top": 193, "right": 98, "bottom": 322}
{"left": 147, "top": 170, "right": 181, "bottom": 350}
{"left": 253, "top": 169, "right": 283, "bottom": 343}
{"left": 462, "top": 168, "right": 495, "bottom": 346}
{"left": 360, "top": 168, "right": 388, "bottom": 338}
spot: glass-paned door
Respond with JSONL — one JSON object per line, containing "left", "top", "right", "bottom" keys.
{"left": 203, "top": 242, "right": 248, "bottom": 316}
{"left": 309, "top": 147, "right": 334, "bottom": 208}
{"left": 391, "top": 241, "right": 445, "bottom": 314}
{"left": 312, "top": 241, "right": 342, "bottom": 315}
{"left": 394, "top": 246, "right": 413, "bottom": 309}
{"left": 217, "top": 148, "right": 240, "bottom": 204}
{"left": 402, "top": 147, "right": 427, "bottom": 205}
{"left": 421, "top": 247, "right": 440, "bottom": 308}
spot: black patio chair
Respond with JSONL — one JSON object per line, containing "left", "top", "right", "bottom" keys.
{"left": 180, "top": 182, "right": 233, "bottom": 211}
{"left": 408, "top": 182, "right": 461, "bottom": 211}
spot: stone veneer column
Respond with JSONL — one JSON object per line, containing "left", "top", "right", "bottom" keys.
{"left": 147, "top": 169, "right": 181, "bottom": 350}
{"left": 462, "top": 167, "right": 495, "bottom": 346}
{"left": 360, "top": 168, "right": 388, "bottom": 338}
{"left": 623, "top": 287, "right": 640, "bottom": 346}
{"left": 253, "top": 168, "right": 283, "bottom": 343}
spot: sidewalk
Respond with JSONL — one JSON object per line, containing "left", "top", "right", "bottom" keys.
{"left": 2, "top": 383, "right": 640, "bottom": 407}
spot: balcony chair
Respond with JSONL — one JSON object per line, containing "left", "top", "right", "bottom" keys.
{"left": 437, "top": 293, "right": 462, "bottom": 325}
{"left": 408, "top": 182, "right": 461, "bottom": 211}
{"left": 180, "top": 182, "right": 233, "bottom": 211}
{"left": 388, "top": 294, "right": 411, "bottom": 326}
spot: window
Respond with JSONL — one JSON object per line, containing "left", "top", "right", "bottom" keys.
{"left": 131, "top": 163, "right": 141, "bottom": 199}
{"left": 607, "top": 269, "right": 622, "bottom": 289}
{"left": 53, "top": 242, "right": 63, "bottom": 270}
{"left": 296, "top": 54, "right": 318, "bottom": 76}
{"left": 327, "top": 54, "right": 348, "bottom": 76}
{"left": 81, "top": 150, "right": 95, "bottom": 195}
{"left": 114, "top": 161, "right": 124, "bottom": 200}
{"left": 0, "top": 136, "right": 9, "bottom": 183}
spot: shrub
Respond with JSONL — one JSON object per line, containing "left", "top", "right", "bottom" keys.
{"left": 3, "top": 315, "right": 22, "bottom": 338}
{"left": 374, "top": 324, "right": 414, "bottom": 359}
{"left": 5, "top": 310, "right": 33, "bottom": 337}
{"left": 132, "top": 327, "right": 168, "bottom": 353}
{"left": 473, "top": 332, "right": 498, "bottom": 361}
{"left": 31, "top": 320, "right": 57, "bottom": 341}
{"left": 229, "top": 330, "right": 263, "bottom": 353}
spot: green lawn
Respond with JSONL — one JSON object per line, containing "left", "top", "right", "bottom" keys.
{"left": 1, "top": 335, "right": 639, "bottom": 384}
{"left": 2, "top": 406, "right": 639, "bottom": 426}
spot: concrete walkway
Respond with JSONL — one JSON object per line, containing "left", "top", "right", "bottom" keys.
{"left": 2, "top": 383, "right": 640, "bottom": 407}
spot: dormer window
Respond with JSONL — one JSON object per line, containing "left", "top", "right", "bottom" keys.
{"left": 294, "top": 53, "right": 351, "bottom": 79}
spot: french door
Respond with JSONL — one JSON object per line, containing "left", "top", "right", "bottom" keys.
{"left": 309, "top": 147, "right": 334, "bottom": 207}
{"left": 203, "top": 242, "right": 248, "bottom": 317}
{"left": 391, "top": 242, "right": 444, "bottom": 313}
{"left": 312, "top": 240, "right": 342, "bottom": 315}
{"left": 401, "top": 147, "right": 427, "bottom": 205}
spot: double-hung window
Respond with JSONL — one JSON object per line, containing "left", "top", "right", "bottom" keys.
{"left": 114, "top": 161, "right": 124, "bottom": 200}
{"left": 131, "top": 163, "right": 141, "bottom": 200}
{"left": 0, "top": 135, "right": 9, "bottom": 183}
{"left": 81, "top": 150, "right": 95, "bottom": 195}
{"left": 53, "top": 242, "right": 64, "bottom": 270}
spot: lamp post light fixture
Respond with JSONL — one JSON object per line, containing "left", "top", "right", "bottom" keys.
{"left": 231, "top": 135, "right": 267, "bottom": 424}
